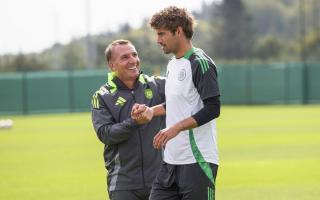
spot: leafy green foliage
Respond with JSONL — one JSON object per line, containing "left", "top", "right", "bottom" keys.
{"left": 0, "top": 0, "right": 319, "bottom": 72}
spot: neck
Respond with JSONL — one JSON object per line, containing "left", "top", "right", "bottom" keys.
{"left": 115, "top": 73, "right": 137, "bottom": 89}
{"left": 175, "top": 40, "right": 192, "bottom": 58}
{"left": 123, "top": 79, "right": 136, "bottom": 89}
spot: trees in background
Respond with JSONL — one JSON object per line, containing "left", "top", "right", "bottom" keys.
{"left": 212, "top": 0, "right": 254, "bottom": 59}
{"left": 0, "top": 0, "right": 319, "bottom": 72}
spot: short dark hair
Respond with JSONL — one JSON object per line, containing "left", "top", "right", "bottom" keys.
{"left": 149, "top": 6, "right": 195, "bottom": 39}
{"left": 105, "top": 39, "right": 133, "bottom": 63}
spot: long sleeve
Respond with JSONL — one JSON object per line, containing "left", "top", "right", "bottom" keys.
{"left": 192, "top": 96, "right": 220, "bottom": 126}
{"left": 190, "top": 51, "right": 221, "bottom": 126}
{"left": 154, "top": 76, "right": 166, "bottom": 103}
{"left": 91, "top": 94, "right": 138, "bottom": 145}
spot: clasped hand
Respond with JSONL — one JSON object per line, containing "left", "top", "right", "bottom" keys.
{"left": 131, "top": 104, "right": 154, "bottom": 124}
{"left": 131, "top": 103, "right": 180, "bottom": 149}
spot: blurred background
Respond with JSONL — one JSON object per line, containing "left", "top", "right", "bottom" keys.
{"left": 0, "top": 0, "right": 320, "bottom": 115}
{"left": 0, "top": 1, "right": 320, "bottom": 200}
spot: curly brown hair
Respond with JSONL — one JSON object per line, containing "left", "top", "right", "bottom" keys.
{"left": 149, "top": 6, "right": 195, "bottom": 39}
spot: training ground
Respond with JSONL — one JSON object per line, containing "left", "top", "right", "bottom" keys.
{"left": 0, "top": 105, "right": 320, "bottom": 200}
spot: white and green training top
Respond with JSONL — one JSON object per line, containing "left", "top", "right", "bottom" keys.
{"left": 164, "top": 47, "right": 220, "bottom": 165}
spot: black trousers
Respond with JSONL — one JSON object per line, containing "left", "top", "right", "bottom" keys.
{"left": 149, "top": 162, "right": 218, "bottom": 200}
{"left": 109, "top": 187, "right": 151, "bottom": 200}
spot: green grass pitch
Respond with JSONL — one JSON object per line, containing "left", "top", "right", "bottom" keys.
{"left": 0, "top": 106, "right": 320, "bottom": 200}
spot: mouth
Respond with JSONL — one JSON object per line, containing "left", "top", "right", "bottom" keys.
{"left": 128, "top": 66, "right": 138, "bottom": 71}
{"left": 159, "top": 44, "right": 167, "bottom": 52}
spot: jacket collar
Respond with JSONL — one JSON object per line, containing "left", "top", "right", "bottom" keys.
{"left": 107, "top": 71, "right": 146, "bottom": 92}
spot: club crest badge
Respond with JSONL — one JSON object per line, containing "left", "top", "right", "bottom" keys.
{"left": 144, "top": 89, "right": 153, "bottom": 99}
{"left": 178, "top": 69, "right": 186, "bottom": 81}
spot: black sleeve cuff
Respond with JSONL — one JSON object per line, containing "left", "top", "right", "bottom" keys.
{"left": 126, "top": 118, "right": 140, "bottom": 129}
{"left": 192, "top": 96, "right": 220, "bottom": 126}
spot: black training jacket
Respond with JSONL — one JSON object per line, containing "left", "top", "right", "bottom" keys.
{"left": 91, "top": 72, "right": 165, "bottom": 192}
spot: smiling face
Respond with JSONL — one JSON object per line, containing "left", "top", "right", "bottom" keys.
{"left": 108, "top": 43, "right": 140, "bottom": 83}
{"left": 156, "top": 27, "right": 179, "bottom": 55}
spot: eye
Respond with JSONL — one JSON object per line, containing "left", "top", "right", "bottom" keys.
{"left": 121, "top": 55, "right": 129, "bottom": 60}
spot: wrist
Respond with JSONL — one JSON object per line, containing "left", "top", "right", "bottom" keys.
{"left": 175, "top": 122, "right": 184, "bottom": 132}
{"left": 150, "top": 107, "right": 154, "bottom": 118}
{"left": 129, "top": 118, "right": 140, "bottom": 127}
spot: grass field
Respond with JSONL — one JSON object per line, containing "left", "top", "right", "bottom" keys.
{"left": 0, "top": 106, "right": 320, "bottom": 200}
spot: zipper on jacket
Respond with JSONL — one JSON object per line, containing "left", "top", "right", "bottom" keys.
{"left": 131, "top": 90, "right": 146, "bottom": 187}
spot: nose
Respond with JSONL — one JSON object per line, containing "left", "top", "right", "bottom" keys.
{"left": 129, "top": 55, "right": 138, "bottom": 64}
{"left": 157, "top": 36, "right": 162, "bottom": 44}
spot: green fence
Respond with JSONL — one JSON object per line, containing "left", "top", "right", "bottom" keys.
{"left": 0, "top": 63, "right": 319, "bottom": 115}
{"left": 0, "top": 73, "right": 24, "bottom": 115}
{"left": 218, "top": 62, "right": 319, "bottom": 105}
{"left": 308, "top": 63, "right": 320, "bottom": 103}
{"left": 0, "top": 69, "right": 106, "bottom": 115}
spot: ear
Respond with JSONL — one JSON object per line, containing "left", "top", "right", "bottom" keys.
{"left": 109, "top": 62, "right": 115, "bottom": 71}
{"left": 176, "top": 27, "right": 183, "bottom": 36}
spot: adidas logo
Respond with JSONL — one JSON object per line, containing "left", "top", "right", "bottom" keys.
{"left": 115, "top": 96, "right": 126, "bottom": 106}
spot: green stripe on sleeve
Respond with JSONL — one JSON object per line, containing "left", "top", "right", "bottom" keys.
{"left": 197, "top": 55, "right": 210, "bottom": 74}
{"left": 196, "top": 56, "right": 205, "bottom": 74}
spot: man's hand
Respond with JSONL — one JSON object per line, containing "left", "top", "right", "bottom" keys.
{"left": 153, "top": 125, "right": 180, "bottom": 149}
{"left": 153, "top": 118, "right": 197, "bottom": 149}
{"left": 131, "top": 104, "right": 146, "bottom": 119}
{"left": 131, "top": 104, "right": 154, "bottom": 124}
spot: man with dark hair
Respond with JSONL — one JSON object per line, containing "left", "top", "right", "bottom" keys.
{"left": 136, "top": 6, "right": 221, "bottom": 200}
{"left": 91, "top": 39, "right": 165, "bottom": 200}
